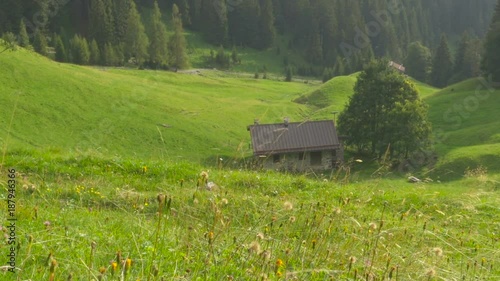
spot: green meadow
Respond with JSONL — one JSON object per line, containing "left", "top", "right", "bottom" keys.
{"left": 1, "top": 45, "right": 500, "bottom": 280}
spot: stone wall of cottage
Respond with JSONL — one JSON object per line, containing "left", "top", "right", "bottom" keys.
{"left": 259, "top": 150, "right": 342, "bottom": 171}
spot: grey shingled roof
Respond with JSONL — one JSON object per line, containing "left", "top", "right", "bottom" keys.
{"left": 248, "top": 120, "right": 340, "bottom": 155}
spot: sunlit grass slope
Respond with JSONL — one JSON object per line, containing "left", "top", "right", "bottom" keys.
{"left": 425, "top": 78, "right": 500, "bottom": 179}
{"left": 0, "top": 48, "right": 315, "bottom": 162}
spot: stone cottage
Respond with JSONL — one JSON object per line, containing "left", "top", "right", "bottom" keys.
{"left": 247, "top": 119, "right": 344, "bottom": 171}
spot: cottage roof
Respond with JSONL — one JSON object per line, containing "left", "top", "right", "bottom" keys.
{"left": 248, "top": 120, "right": 340, "bottom": 156}
{"left": 389, "top": 61, "right": 406, "bottom": 72}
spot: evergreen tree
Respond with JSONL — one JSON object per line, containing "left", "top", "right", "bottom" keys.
{"left": 168, "top": 4, "right": 189, "bottom": 69}
{"left": 1, "top": 32, "right": 17, "bottom": 53}
{"left": 307, "top": 20, "right": 323, "bottom": 64}
{"left": 214, "top": 45, "right": 230, "bottom": 68}
{"left": 124, "top": 0, "right": 149, "bottom": 65}
{"left": 231, "top": 46, "right": 239, "bottom": 64}
{"left": 333, "top": 57, "right": 345, "bottom": 76}
{"left": 33, "top": 30, "right": 48, "bottom": 56}
{"left": 405, "top": 41, "right": 431, "bottom": 82}
{"left": 285, "top": 66, "right": 292, "bottom": 82}
{"left": 18, "top": 19, "right": 30, "bottom": 48}
{"left": 430, "top": 34, "right": 454, "bottom": 87}
{"left": 89, "top": 0, "right": 114, "bottom": 45}
{"left": 481, "top": 0, "right": 500, "bottom": 83}
{"left": 201, "top": 0, "right": 228, "bottom": 45}
{"left": 451, "top": 32, "right": 481, "bottom": 83}
{"left": 70, "top": 34, "right": 90, "bottom": 65}
{"left": 174, "top": 0, "right": 191, "bottom": 27}
{"left": 113, "top": 0, "right": 131, "bottom": 44}
{"left": 89, "top": 39, "right": 100, "bottom": 65}
{"left": 54, "top": 34, "right": 67, "bottom": 62}
{"left": 228, "top": 0, "right": 260, "bottom": 48}
{"left": 453, "top": 32, "right": 469, "bottom": 78}
{"left": 258, "top": 0, "right": 275, "bottom": 49}
{"left": 148, "top": 1, "right": 169, "bottom": 67}
{"left": 102, "top": 42, "right": 118, "bottom": 66}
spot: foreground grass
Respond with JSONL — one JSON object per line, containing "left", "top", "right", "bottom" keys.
{"left": 1, "top": 150, "right": 499, "bottom": 280}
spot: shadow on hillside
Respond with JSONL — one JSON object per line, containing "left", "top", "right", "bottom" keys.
{"left": 430, "top": 154, "right": 500, "bottom": 181}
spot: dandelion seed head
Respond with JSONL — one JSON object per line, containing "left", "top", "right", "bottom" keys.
{"left": 426, "top": 268, "right": 436, "bottom": 277}
{"left": 248, "top": 241, "right": 261, "bottom": 254}
{"left": 261, "top": 250, "right": 271, "bottom": 261}
{"left": 256, "top": 232, "right": 265, "bottom": 240}
{"left": 289, "top": 216, "right": 296, "bottom": 223}
{"left": 433, "top": 247, "right": 443, "bottom": 256}
{"left": 283, "top": 201, "right": 294, "bottom": 210}
{"left": 349, "top": 256, "right": 357, "bottom": 264}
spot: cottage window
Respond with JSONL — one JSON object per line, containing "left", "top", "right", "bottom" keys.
{"left": 310, "top": 151, "right": 322, "bottom": 165}
{"left": 298, "top": 152, "right": 305, "bottom": 160}
{"left": 273, "top": 154, "right": 281, "bottom": 163}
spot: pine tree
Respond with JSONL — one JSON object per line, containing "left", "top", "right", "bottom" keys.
{"left": 70, "top": 34, "right": 90, "bottom": 65}
{"left": 201, "top": 0, "right": 228, "bottom": 45}
{"left": 481, "top": 0, "right": 500, "bottom": 83}
{"left": 148, "top": 1, "right": 168, "bottom": 67}
{"left": 405, "top": 41, "right": 431, "bottom": 82}
{"left": 285, "top": 66, "right": 292, "bottom": 82}
{"left": 258, "top": 0, "right": 275, "bottom": 49}
{"left": 124, "top": 0, "right": 149, "bottom": 65}
{"left": 112, "top": 0, "right": 130, "bottom": 44}
{"left": 430, "top": 34, "right": 454, "bottom": 87}
{"left": 307, "top": 20, "right": 323, "bottom": 64}
{"left": 89, "top": 0, "right": 114, "bottom": 45}
{"left": 18, "top": 19, "right": 30, "bottom": 48}
{"left": 168, "top": 4, "right": 189, "bottom": 69}
{"left": 214, "top": 45, "right": 230, "bottom": 68}
{"left": 33, "top": 30, "right": 48, "bottom": 56}
{"left": 231, "top": 46, "right": 239, "bottom": 64}
{"left": 102, "top": 42, "right": 118, "bottom": 66}
{"left": 175, "top": 0, "right": 191, "bottom": 27}
{"left": 54, "top": 34, "right": 67, "bottom": 62}
{"left": 228, "top": 0, "right": 259, "bottom": 48}
{"left": 89, "top": 39, "right": 100, "bottom": 65}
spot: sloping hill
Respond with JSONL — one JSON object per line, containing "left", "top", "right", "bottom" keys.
{"left": 293, "top": 73, "right": 437, "bottom": 119}
{"left": 425, "top": 78, "right": 500, "bottom": 179}
{"left": 0, "top": 48, "right": 315, "bottom": 162}
{"left": 293, "top": 74, "right": 358, "bottom": 112}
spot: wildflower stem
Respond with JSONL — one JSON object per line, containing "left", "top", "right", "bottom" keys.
{"left": 367, "top": 202, "right": 387, "bottom": 278}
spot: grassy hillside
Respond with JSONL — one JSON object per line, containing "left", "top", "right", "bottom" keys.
{"left": 1, "top": 151, "right": 499, "bottom": 280}
{"left": 425, "top": 78, "right": 500, "bottom": 180}
{"left": 0, "top": 48, "right": 316, "bottom": 163}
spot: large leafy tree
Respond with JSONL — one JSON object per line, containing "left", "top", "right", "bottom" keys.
{"left": 338, "top": 60, "right": 432, "bottom": 158}
{"left": 481, "top": 0, "right": 500, "bottom": 83}
{"left": 404, "top": 41, "right": 431, "bottom": 82}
